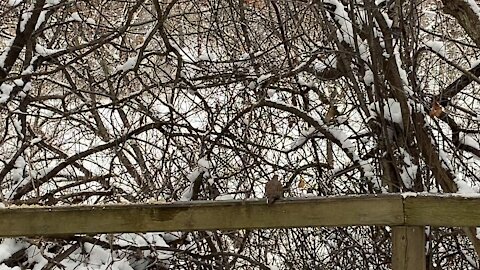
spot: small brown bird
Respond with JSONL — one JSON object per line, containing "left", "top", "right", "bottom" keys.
{"left": 265, "top": 175, "right": 283, "bottom": 204}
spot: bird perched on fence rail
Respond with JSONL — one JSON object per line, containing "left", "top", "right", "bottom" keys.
{"left": 265, "top": 175, "right": 283, "bottom": 204}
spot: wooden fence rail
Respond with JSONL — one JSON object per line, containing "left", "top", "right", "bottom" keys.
{"left": 1, "top": 194, "right": 479, "bottom": 269}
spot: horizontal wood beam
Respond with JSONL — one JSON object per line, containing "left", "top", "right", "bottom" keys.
{"left": 404, "top": 195, "right": 480, "bottom": 227}
{"left": 0, "top": 195, "right": 403, "bottom": 237}
{"left": 1, "top": 194, "right": 480, "bottom": 237}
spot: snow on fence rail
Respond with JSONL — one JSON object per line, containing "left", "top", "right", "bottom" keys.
{"left": 1, "top": 194, "right": 479, "bottom": 270}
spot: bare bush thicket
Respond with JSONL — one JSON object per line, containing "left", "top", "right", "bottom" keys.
{"left": 0, "top": 0, "right": 479, "bottom": 269}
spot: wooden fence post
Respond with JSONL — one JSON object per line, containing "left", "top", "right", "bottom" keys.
{"left": 392, "top": 226, "right": 426, "bottom": 270}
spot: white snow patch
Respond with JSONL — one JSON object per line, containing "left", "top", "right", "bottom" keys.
{"left": 297, "top": 75, "right": 315, "bottom": 88}
{"left": 460, "top": 133, "right": 479, "bottom": 150}
{"left": 21, "top": 56, "right": 37, "bottom": 75}
{"left": 19, "top": 8, "right": 32, "bottom": 32}
{"left": 0, "top": 239, "right": 26, "bottom": 262}
{"left": 381, "top": 11, "right": 393, "bottom": 28}
{"left": 114, "top": 233, "right": 172, "bottom": 260}
{"left": 86, "top": 17, "right": 96, "bottom": 24}
{"left": 0, "top": 84, "right": 14, "bottom": 103}
{"left": 455, "top": 176, "right": 478, "bottom": 195}
{"left": 23, "top": 82, "right": 32, "bottom": 93}
{"left": 398, "top": 148, "right": 418, "bottom": 189}
{"left": 78, "top": 243, "right": 135, "bottom": 270}
{"left": 31, "top": 137, "right": 42, "bottom": 144}
{"left": 324, "top": 0, "right": 356, "bottom": 46}
{"left": 471, "top": 59, "right": 480, "bottom": 69}
{"left": 257, "top": 73, "right": 272, "bottom": 84}
{"left": 438, "top": 149, "right": 455, "bottom": 172}
{"left": 35, "top": 9, "right": 47, "bottom": 31}
{"left": 329, "top": 126, "right": 354, "bottom": 151}
{"left": 393, "top": 47, "right": 410, "bottom": 91}
{"left": 215, "top": 194, "right": 234, "bottom": 200}
{"left": 425, "top": 41, "right": 446, "bottom": 57}
{"left": 180, "top": 185, "right": 193, "bottom": 201}
{"left": 267, "top": 89, "right": 276, "bottom": 98}
{"left": 25, "top": 245, "right": 51, "bottom": 270}
{"left": 0, "top": 38, "right": 15, "bottom": 68}
{"left": 13, "top": 79, "right": 23, "bottom": 86}
{"left": 12, "top": 155, "right": 26, "bottom": 184}
{"left": 401, "top": 192, "right": 418, "bottom": 198}
{"left": 290, "top": 127, "right": 316, "bottom": 150}
{"left": 171, "top": 44, "right": 196, "bottom": 63}
{"left": 314, "top": 55, "right": 337, "bottom": 72}
{"left": 187, "top": 168, "right": 202, "bottom": 183}
{"left": 0, "top": 264, "right": 20, "bottom": 270}
{"left": 35, "top": 44, "right": 62, "bottom": 57}
{"left": 198, "top": 157, "right": 212, "bottom": 170}
{"left": 70, "top": 12, "right": 83, "bottom": 22}
{"left": 239, "top": 51, "right": 263, "bottom": 60}
{"left": 292, "top": 62, "right": 307, "bottom": 73}
{"left": 361, "top": 161, "right": 375, "bottom": 177}
{"left": 182, "top": 158, "right": 212, "bottom": 201}
{"left": 198, "top": 51, "right": 218, "bottom": 61}
{"left": 116, "top": 56, "right": 138, "bottom": 72}
{"left": 465, "top": 0, "right": 480, "bottom": 20}
{"left": 8, "top": 0, "right": 22, "bottom": 6}
{"left": 363, "top": 69, "right": 374, "bottom": 86}
{"left": 369, "top": 98, "right": 404, "bottom": 125}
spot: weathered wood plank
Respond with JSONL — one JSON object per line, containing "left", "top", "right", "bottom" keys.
{"left": 0, "top": 195, "right": 404, "bottom": 237}
{"left": 404, "top": 195, "right": 480, "bottom": 226}
{"left": 392, "top": 226, "right": 426, "bottom": 270}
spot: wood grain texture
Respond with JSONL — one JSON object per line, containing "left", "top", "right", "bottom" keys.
{"left": 404, "top": 195, "right": 480, "bottom": 226}
{"left": 0, "top": 195, "right": 404, "bottom": 237}
{"left": 392, "top": 226, "right": 426, "bottom": 270}
{"left": 3, "top": 194, "right": 480, "bottom": 237}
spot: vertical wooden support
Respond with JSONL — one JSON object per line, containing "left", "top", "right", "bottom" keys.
{"left": 392, "top": 226, "right": 426, "bottom": 270}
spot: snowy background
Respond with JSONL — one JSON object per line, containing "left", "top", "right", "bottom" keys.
{"left": 0, "top": 0, "right": 479, "bottom": 268}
